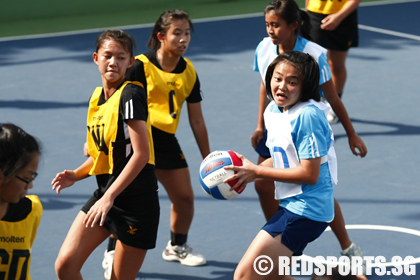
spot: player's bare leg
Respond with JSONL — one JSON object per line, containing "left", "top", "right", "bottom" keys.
{"left": 156, "top": 167, "right": 206, "bottom": 266}
{"left": 111, "top": 240, "right": 147, "bottom": 280}
{"left": 234, "top": 231, "right": 295, "bottom": 280}
{"left": 327, "top": 50, "right": 348, "bottom": 96}
{"left": 55, "top": 211, "right": 110, "bottom": 280}
{"left": 255, "top": 155, "right": 278, "bottom": 221}
{"left": 156, "top": 167, "right": 194, "bottom": 234}
{"left": 330, "top": 198, "right": 352, "bottom": 250}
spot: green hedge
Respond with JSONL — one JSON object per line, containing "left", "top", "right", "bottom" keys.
{"left": 0, "top": 0, "right": 384, "bottom": 38}
{"left": 0, "top": 0, "right": 283, "bottom": 38}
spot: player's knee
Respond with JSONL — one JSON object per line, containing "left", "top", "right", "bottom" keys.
{"left": 55, "top": 254, "right": 78, "bottom": 279}
{"left": 173, "top": 192, "right": 194, "bottom": 208}
{"left": 234, "top": 264, "right": 252, "bottom": 280}
{"left": 330, "top": 63, "right": 346, "bottom": 75}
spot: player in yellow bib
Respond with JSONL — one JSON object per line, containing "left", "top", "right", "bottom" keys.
{"left": 306, "top": 0, "right": 361, "bottom": 123}
{"left": 101, "top": 10, "right": 210, "bottom": 271}
{"left": 52, "top": 30, "right": 159, "bottom": 280}
{"left": 0, "top": 123, "right": 42, "bottom": 280}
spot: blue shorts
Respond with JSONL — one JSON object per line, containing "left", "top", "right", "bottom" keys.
{"left": 255, "top": 129, "right": 271, "bottom": 159}
{"left": 262, "top": 207, "right": 329, "bottom": 256}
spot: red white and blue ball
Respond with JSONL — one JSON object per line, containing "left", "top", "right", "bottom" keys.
{"left": 199, "top": 150, "right": 244, "bottom": 200}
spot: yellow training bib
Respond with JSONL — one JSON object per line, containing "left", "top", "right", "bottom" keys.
{"left": 138, "top": 54, "right": 197, "bottom": 134}
{"left": 307, "top": 0, "right": 348, "bottom": 15}
{"left": 86, "top": 81, "right": 154, "bottom": 175}
{"left": 0, "top": 195, "right": 42, "bottom": 280}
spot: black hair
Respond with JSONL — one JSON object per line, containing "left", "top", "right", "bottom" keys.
{"left": 0, "top": 123, "right": 41, "bottom": 182}
{"left": 265, "top": 0, "right": 312, "bottom": 41}
{"left": 95, "top": 30, "right": 136, "bottom": 57}
{"left": 265, "top": 50, "right": 320, "bottom": 102}
{"left": 147, "top": 9, "right": 193, "bottom": 51}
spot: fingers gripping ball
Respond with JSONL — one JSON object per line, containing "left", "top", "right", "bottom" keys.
{"left": 199, "top": 150, "right": 244, "bottom": 200}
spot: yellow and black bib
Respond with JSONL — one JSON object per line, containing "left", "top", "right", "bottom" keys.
{"left": 0, "top": 195, "right": 42, "bottom": 280}
{"left": 87, "top": 81, "right": 154, "bottom": 176}
{"left": 307, "top": 0, "right": 348, "bottom": 15}
{"left": 137, "top": 54, "right": 197, "bottom": 134}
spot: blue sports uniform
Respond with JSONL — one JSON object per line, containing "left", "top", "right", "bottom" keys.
{"left": 261, "top": 100, "right": 337, "bottom": 255}
{"left": 264, "top": 100, "right": 337, "bottom": 222}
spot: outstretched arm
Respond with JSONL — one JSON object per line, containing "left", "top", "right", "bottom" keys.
{"left": 52, "top": 156, "right": 94, "bottom": 194}
{"left": 187, "top": 102, "right": 210, "bottom": 158}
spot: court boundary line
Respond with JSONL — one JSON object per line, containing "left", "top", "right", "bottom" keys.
{"left": 358, "top": 24, "right": 420, "bottom": 41}
{"left": 359, "top": 0, "right": 420, "bottom": 6}
{"left": 1, "top": 0, "right": 419, "bottom": 43}
{"left": 301, "top": 224, "right": 420, "bottom": 267}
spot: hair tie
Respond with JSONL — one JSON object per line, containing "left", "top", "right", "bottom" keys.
{"left": 17, "top": 128, "right": 27, "bottom": 139}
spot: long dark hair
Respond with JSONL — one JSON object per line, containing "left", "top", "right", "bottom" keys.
{"left": 147, "top": 9, "right": 193, "bottom": 51}
{"left": 0, "top": 123, "right": 41, "bottom": 182}
{"left": 265, "top": 0, "right": 312, "bottom": 41}
{"left": 265, "top": 51, "right": 320, "bottom": 102}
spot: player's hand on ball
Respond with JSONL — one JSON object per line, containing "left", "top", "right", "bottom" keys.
{"left": 51, "top": 170, "right": 76, "bottom": 194}
{"left": 224, "top": 153, "right": 258, "bottom": 192}
{"left": 200, "top": 150, "right": 244, "bottom": 199}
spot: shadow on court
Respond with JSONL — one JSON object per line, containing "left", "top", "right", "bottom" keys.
{"left": 37, "top": 194, "right": 92, "bottom": 210}
{"left": 138, "top": 260, "right": 236, "bottom": 280}
{"left": 2, "top": 5, "right": 418, "bottom": 66}
{"left": 0, "top": 54, "right": 92, "bottom": 67}
{"left": 0, "top": 100, "right": 87, "bottom": 109}
{"left": 334, "top": 118, "right": 420, "bottom": 141}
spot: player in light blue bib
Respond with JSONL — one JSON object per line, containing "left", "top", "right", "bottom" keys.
{"left": 226, "top": 51, "right": 336, "bottom": 280}
{"left": 251, "top": 0, "right": 366, "bottom": 267}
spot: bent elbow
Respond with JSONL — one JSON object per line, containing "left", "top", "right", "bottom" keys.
{"left": 307, "top": 177, "right": 319, "bottom": 185}
{"left": 305, "top": 171, "right": 320, "bottom": 185}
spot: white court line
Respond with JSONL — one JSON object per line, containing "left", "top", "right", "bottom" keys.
{"left": 300, "top": 224, "right": 420, "bottom": 267}
{"left": 359, "top": 0, "right": 420, "bottom": 6}
{"left": 1, "top": 0, "right": 420, "bottom": 43}
{"left": 359, "top": 24, "right": 420, "bottom": 41}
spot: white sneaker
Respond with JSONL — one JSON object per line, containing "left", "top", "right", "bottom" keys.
{"left": 341, "top": 243, "right": 366, "bottom": 275}
{"left": 102, "top": 249, "right": 114, "bottom": 280}
{"left": 162, "top": 240, "right": 206, "bottom": 266}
